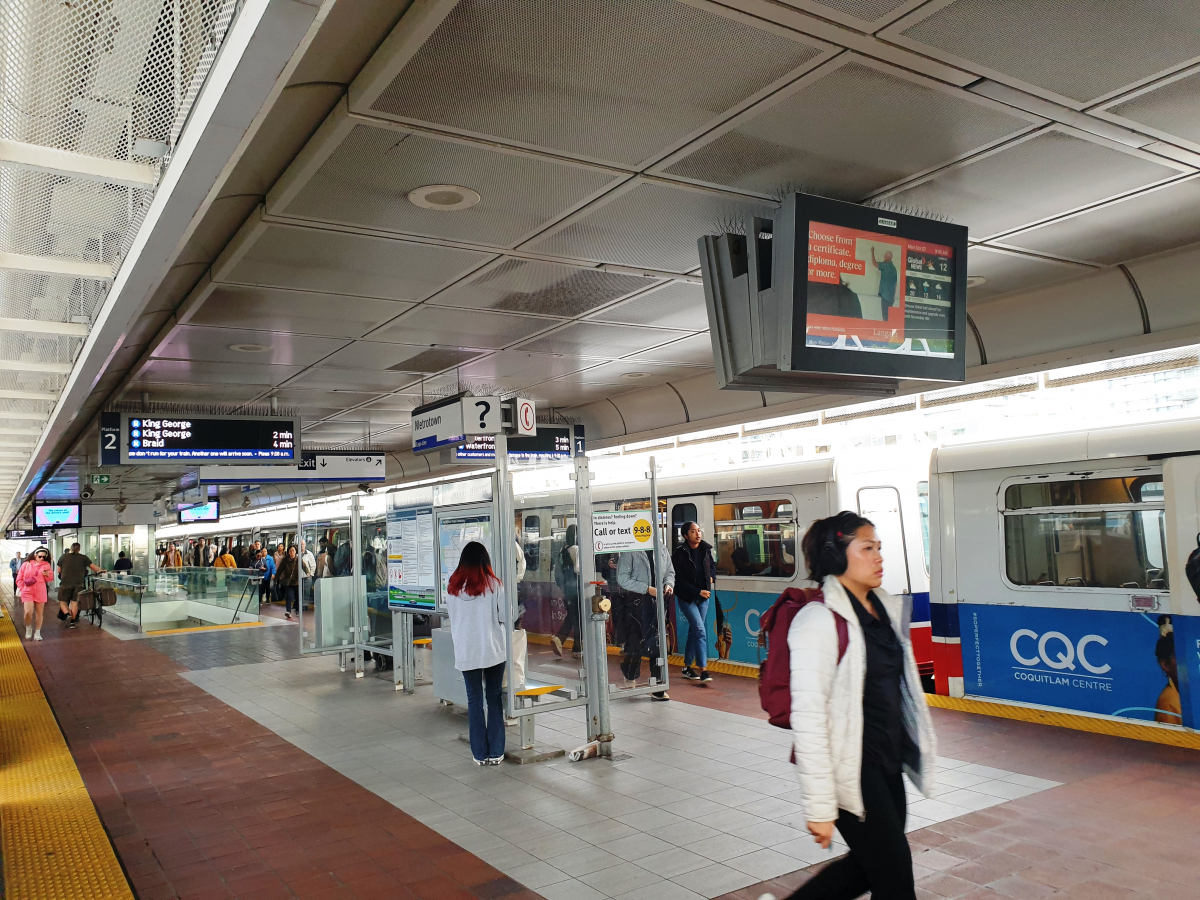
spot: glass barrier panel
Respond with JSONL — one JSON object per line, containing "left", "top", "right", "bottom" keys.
{"left": 142, "top": 567, "right": 261, "bottom": 629}
{"left": 301, "top": 516, "right": 357, "bottom": 653}
{"left": 360, "top": 510, "right": 391, "bottom": 647}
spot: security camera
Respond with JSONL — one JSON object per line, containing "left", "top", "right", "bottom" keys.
{"left": 114, "top": 502, "right": 127, "bottom": 513}
{"left": 358, "top": 483, "right": 374, "bottom": 494}
{"left": 80, "top": 487, "right": 94, "bottom": 500}
{"left": 241, "top": 496, "right": 252, "bottom": 509}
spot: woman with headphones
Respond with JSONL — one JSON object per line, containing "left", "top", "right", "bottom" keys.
{"left": 765, "top": 511, "right": 937, "bottom": 900}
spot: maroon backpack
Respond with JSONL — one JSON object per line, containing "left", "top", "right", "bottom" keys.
{"left": 758, "top": 587, "right": 849, "bottom": 729}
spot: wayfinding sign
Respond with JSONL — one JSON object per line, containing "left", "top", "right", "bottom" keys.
{"left": 592, "top": 510, "right": 655, "bottom": 553}
{"left": 198, "top": 452, "right": 386, "bottom": 484}
{"left": 121, "top": 413, "right": 297, "bottom": 464}
{"left": 455, "top": 425, "right": 581, "bottom": 461}
{"left": 412, "top": 396, "right": 466, "bottom": 453}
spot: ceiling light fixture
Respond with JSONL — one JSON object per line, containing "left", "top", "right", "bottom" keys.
{"left": 229, "top": 343, "right": 271, "bottom": 353}
{"left": 408, "top": 184, "right": 481, "bottom": 211}
{"left": 966, "top": 276, "right": 987, "bottom": 288}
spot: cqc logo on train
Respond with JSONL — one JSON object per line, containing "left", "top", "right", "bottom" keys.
{"left": 1009, "top": 628, "right": 1112, "bottom": 689}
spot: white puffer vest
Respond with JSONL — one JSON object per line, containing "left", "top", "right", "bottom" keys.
{"left": 788, "top": 575, "right": 937, "bottom": 822}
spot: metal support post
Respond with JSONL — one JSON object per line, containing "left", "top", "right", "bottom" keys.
{"left": 649, "top": 456, "right": 669, "bottom": 692}
{"left": 575, "top": 453, "right": 612, "bottom": 756}
{"left": 297, "top": 500, "right": 304, "bottom": 652}
{"left": 494, "top": 432, "right": 520, "bottom": 716}
{"left": 395, "top": 610, "right": 415, "bottom": 693}
{"left": 351, "top": 493, "right": 364, "bottom": 678}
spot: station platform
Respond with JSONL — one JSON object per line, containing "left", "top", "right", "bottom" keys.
{"left": 3, "top": 584, "right": 1199, "bottom": 900}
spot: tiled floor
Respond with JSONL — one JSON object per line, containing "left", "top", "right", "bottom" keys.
{"left": 184, "top": 655, "right": 1060, "bottom": 900}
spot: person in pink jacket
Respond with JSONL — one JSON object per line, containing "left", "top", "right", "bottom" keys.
{"left": 18, "top": 547, "right": 54, "bottom": 641}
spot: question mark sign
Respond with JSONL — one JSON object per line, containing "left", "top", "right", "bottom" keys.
{"left": 475, "top": 400, "right": 491, "bottom": 430}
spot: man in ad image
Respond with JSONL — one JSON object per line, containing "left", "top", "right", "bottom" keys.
{"left": 871, "top": 246, "right": 898, "bottom": 311}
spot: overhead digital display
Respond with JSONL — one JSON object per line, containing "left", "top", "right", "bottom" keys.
{"left": 34, "top": 503, "right": 81, "bottom": 527}
{"left": 121, "top": 414, "right": 298, "bottom": 464}
{"left": 806, "top": 221, "right": 955, "bottom": 359}
{"left": 179, "top": 501, "right": 220, "bottom": 524}
{"left": 454, "top": 426, "right": 580, "bottom": 460}
{"left": 8, "top": 529, "right": 46, "bottom": 540}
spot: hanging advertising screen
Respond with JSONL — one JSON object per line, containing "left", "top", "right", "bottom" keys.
{"left": 179, "top": 501, "right": 220, "bottom": 524}
{"left": 782, "top": 192, "right": 967, "bottom": 384}
{"left": 34, "top": 503, "right": 81, "bottom": 527}
{"left": 120, "top": 413, "right": 298, "bottom": 464}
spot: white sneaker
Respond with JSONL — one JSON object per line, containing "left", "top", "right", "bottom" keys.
{"left": 25, "top": 626, "right": 32, "bottom": 639}
{"left": 623, "top": 678, "right": 637, "bottom": 689}
{"left": 33, "top": 630, "right": 42, "bottom": 641}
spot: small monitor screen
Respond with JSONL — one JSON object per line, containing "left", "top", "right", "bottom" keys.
{"left": 806, "top": 221, "right": 954, "bottom": 359}
{"left": 35, "top": 503, "right": 81, "bottom": 527}
{"left": 179, "top": 501, "right": 220, "bottom": 524}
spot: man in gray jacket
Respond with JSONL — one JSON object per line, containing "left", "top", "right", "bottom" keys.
{"left": 616, "top": 550, "right": 675, "bottom": 699}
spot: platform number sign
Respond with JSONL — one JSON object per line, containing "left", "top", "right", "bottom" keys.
{"left": 99, "top": 411, "right": 121, "bottom": 466}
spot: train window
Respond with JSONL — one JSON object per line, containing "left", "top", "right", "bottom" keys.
{"left": 714, "top": 498, "right": 796, "bottom": 579}
{"left": 671, "top": 503, "right": 698, "bottom": 549}
{"left": 916, "top": 482, "right": 931, "bottom": 575}
{"left": 1004, "top": 508, "right": 1169, "bottom": 590}
{"left": 857, "top": 487, "right": 911, "bottom": 596}
{"left": 1005, "top": 475, "right": 1163, "bottom": 509}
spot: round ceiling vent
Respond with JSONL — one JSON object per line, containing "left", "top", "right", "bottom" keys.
{"left": 408, "top": 184, "right": 481, "bottom": 211}
{"left": 621, "top": 371, "right": 650, "bottom": 379}
{"left": 966, "top": 275, "right": 987, "bottom": 288}
{"left": 229, "top": 343, "right": 271, "bottom": 353}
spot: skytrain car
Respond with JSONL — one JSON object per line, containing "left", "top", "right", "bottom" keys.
{"left": 928, "top": 417, "right": 1200, "bottom": 727}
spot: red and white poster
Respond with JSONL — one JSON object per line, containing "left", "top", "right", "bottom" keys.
{"left": 806, "top": 221, "right": 954, "bottom": 358}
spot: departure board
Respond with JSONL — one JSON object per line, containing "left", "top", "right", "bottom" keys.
{"left": 121, "top": 414, "right": 298, "bottom": 464}
{"left": 454, "top": 426, "right": 579, "bottom": 460}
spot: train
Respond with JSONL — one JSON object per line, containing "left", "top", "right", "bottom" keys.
{"left": 156, "top": 414, "right": 1200, "bottom": 729}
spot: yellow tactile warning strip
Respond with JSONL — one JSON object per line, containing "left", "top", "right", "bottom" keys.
{"left": 666, "top": 653, "right": 758, "bottom": 677}
{"left": 0, "top": 608, "right": 135, "bottom": 900}
{"left": 144, "top": 620, "right": 264, "bottom": 636}
{"left": 927, "top": 693, "right": 1200, "bottom": 750}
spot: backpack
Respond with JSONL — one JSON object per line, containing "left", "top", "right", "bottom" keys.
{"left": 1187, "top": 533, "right": 1200, "bottom": 600}
{"left": 758, "top": 587, "right": 849, "bottom": 729}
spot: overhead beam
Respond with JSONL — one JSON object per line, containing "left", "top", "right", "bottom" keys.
{"left": 0, "top": 389, "right": 56, "bottom": 402}
{"left": 0, "top": 252, "right": 113, "bottom": 280}
{"left": 0, "top": 429, "right": 42, "bottom": 437}
{"left": 0, "top": 318, "right": 89, "bottom": 337}
{"left": 0, "top": 360, "right": 72, "bottom": 375}
{"left": 0, "top": 139, "right": 159, "bottom": 188}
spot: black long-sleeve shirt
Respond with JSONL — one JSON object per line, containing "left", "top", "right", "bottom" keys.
{"left": 848, "top": 591, "right": 914, "bottom": 774}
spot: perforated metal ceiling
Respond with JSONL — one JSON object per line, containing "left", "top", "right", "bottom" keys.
{"left": 25, "top": 0, "right": 1200, "bottom": 486}
{"left": 367, "top": 0, "right": 829, "bottom": 166}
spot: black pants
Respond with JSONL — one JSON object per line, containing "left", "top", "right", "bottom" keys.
{"left": 282, "top": 584, "right": 298, "bottom": 614}
{"left": 556, "top": 589, "right": 580, "bottom": 648}
{"left": 619, "top": 593, "right": 662, "bottom": 685}
{"left": 789, "top": 764, "right": 914, "bottom": 900}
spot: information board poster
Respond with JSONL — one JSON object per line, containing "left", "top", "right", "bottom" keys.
{"left": 806, "top": 220, "right": 954, "bottom": 358}
{"left": 592, "top": 510, "right": 655, "bottom": 553}
{"left": 438, "top": 514, "right": 493, "bottom": 601}
{"left": 387, "top": 505, "right": 436, "bottom": 609}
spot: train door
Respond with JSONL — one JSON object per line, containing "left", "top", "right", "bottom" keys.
{"left": 857, "top": 486, "right": 912, "bottom": 596}
{"left": 666, "top": 495, "right": 714, "bottom": 661}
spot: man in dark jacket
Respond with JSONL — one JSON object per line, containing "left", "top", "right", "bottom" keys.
{"left": 671, "top": 521, "right": 716, "bottom": 684}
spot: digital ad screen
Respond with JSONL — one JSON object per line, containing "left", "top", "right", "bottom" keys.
{"left": 34, "top": 503, "right": 81, "bottom": 527}
{"left": 123, "top": 415, "right": 297, "bottom": 463}
{"left": 806, "top": 220, "right": 954, "bottom": 359}
{"left": 179, "top": 501, "right": 220, "bottom": 524}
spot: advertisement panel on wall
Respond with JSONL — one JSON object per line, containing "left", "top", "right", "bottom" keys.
{"left": 387, "top": 505, "right": 436, "bottom": 610}
{"left": 592, "top": 510, "right": 655, "bottom": 553}
{"left": 959, "top": 603, "right": 1183, "bottom": 726}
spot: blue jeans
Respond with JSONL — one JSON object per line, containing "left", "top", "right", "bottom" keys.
{"left": 462, "top": 662, "right": 506, "bottom": 762}
{"left": 679, "top": 597, "right": 709, "bottom": 669}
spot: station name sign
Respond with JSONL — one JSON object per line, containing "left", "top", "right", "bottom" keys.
{"left": 121, "top": 413, "right": 298, "bottom": 465}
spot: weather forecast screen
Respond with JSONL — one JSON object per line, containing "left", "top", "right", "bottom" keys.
{"left": 805, "top": 220, "right": 954, "bottom": 359}
{"left": 123, "top": 415, "right": 297, "bottom": 463}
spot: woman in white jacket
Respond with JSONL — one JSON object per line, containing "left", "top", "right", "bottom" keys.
{"left": 445, "top": 541, "right": 508, "bottom": 766}
{"left": 776, "top": 511, "right": 937, "bottom": 900}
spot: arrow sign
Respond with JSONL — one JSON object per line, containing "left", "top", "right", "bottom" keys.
{"left": 198, "top": 452, "right": 387, "bottom": 484}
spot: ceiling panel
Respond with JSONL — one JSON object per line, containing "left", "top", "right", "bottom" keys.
{"left": 881, "top": 130, "right": 1181, "bottom": 239}
{"left": 530, "top": 182, "right": 773, "bottom": 272}
{"left": 329, "top": 406, "right": 412, "bottom": 427}
{"left": 996, "top": 177, "right": 1200, "bottom": 266}
{"left": 892, "top": 0, "right": 1200, "bottom": 104}
{"left": 281, "top": 367, "right": 420, "bottom": 393}
{"left": 590, "top": 281, "right": 709, "bottom": 331}
{"left": 368, "top": 305, "right": 557, "bottom": 348}
{"left": 365, "top": 0, "right": 827, "bottom": 166}
{"left": 150, "top": 325, "right": 349, "bottom": 366}
{"left": 130, "top": 359, "right": 303, "bottom": 387}
{"left": 625, "top": 332, "right": 715, "bottom": 366}
{"left": 783, "top": 0, "right": 919, "bottom": 28}
{"left": 188, "top": 284, "right": 411, "bottom": 338}
{"left": 457, "top": 351, "right": 592, "bottom": 388}
{"left": 515, "top": 321, "right": 691, "bottom": 359}
{"left": 220, "top": 223, "right": 493, "bottom": 300}
{"left": 277, "top": 124, "right": 620, "bottom": 247}
{"left": 116, "top": 382, "right": 271, "bottom": 405}
{"left": 662, "top": 60, "right": 1032, "bottom": 200}
{"left": 354, "top": 393, "right": 423, "bottom": 412}
{"left": 963, "top": 246, "right": 1092, "bottom": 305}
{"left": 431, "top": 258, "right": 653, "bottom": 316}
{"left": 526, "top": 380, "right": 634, "bottom": 407}
{"left": 314, "top": 341, "right": 484, "bottom": 373}
{"left": 551, "top": 359, "right": 709, "bottom": 384}
{"left": 1102, "top": 68, "right": 1200, "bottom": 149}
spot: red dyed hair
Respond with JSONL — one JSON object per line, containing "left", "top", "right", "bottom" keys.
{"left": 447, "top": 541, "right": 500, "bottom": 597}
